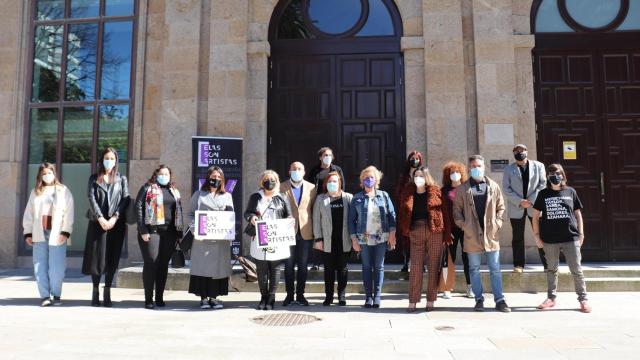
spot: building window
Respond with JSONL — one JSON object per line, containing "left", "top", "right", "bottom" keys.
{"left": 25, "top": 0, "right": 137, "bottom": 253}
{"left": 534, "top": 0, "right": 640, "bottom": 33}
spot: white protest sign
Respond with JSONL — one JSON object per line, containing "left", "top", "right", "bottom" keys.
{"left": 194, "top": 210, "right": 236, "bottom": 240}
{"left": 255, "top": 218, "right": 296, "bottom": 248}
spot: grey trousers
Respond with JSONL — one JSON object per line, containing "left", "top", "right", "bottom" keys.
{"left": 543, "top": 241, "right": 588, "bottom": 301}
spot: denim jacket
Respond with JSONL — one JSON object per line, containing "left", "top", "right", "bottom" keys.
{"left": 348, "top": 190, "right": 396, "bottom": 244}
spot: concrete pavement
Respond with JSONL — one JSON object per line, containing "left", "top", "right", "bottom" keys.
{"left": 1, "top": 270, "right": 639, "bottom": 360}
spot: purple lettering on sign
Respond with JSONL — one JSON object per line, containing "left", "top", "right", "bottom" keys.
{"left": 257, "top": 222, "right": 269, "bottom": 246}
{"left": 198, "top": 142, "right": 209, "bottom": 167}
{"left": 225, "top": 179, "right": 237, "bottom": 194}
{"left": 198, "top": 214, "right": 208, "bottom": 236}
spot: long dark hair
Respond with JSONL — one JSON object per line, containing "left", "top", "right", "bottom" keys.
{"left": 96, "top": 147, "right": 119, "bottom": 184}
{"left": 34, "top": 162, "right": 61, "bottom": 196}
{"left": 147, "top": 164, "right": 177, "bottom": 188}
{"left": 200, "top": 166, "right": 227, "bottom": 194}
{"left": 394, "top": 150, "right": 424, "bottom": 200}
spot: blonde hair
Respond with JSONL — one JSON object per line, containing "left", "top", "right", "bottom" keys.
{"left": 413, "top": 166, "right": 438, "bottom": 186}
{"left": 359, "top": 165, "right": 383, "bottom": 189}
{"left": 259, "top": 170, "right": 280, "bottom": 192}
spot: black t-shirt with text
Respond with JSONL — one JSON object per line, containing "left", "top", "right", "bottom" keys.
{"left": 533, "top": 186, "right": 583, "bottom": 244}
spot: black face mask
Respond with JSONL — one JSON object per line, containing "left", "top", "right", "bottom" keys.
{"left": 514, "top": 152, "right": 527, "bottom": 161}
{"left": 263, "top": 180, "right": 276, "bottom": 191}
{"left": 549, "top": 174, "right": 563, "bottom": 186}
{"left": 208, "top": 178, "right": 221, "bottom": 188}
{"left": 410, "top": 159, "right": 420, "bottom": 168}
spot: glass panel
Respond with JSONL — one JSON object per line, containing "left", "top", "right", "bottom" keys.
{"left": 618, "top": 0, "right": 640, "bottom": 30}
{"left": 100, "top": 21, "right": 133, "bottom": 100}
{"left": 356, "top": 0, "right": 394, "bottom": 36}
{"left": 65, "top": 23, "right": 99, "bottom": 101}
{"left": 308, "top": 0, "right": 362, "bottom": 34}
{"left": 98, "top": 104, "right": 129, "bottom": 167}
{"left": 277, "top": 0, "right": 314, "bottom": 39}
{"left": 36, "top": 0, "right": 65, "bottom": 20}
{"left": 70, "top": 0, "right": 99, "bottom": 18}
{"left": 32, "top": 25, "right": 64, "bottom": 102}
{"left": 566, "top": 0, "right": 621, "bottom": 28}
{"left": 28, "top": 108, "right": 58, "bottom": 165}
{"left": 535, "top": 0, "right": 574, "bottom": 33}
{"left": 62, "top": 106, "right": 94, "bottom": 252}
{"left": 106, "top": 0, "right": 135, "bottom": 16}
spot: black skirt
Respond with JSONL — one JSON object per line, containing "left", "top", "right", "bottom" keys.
{"left": 188, "top": 275, "right": 229, "bottom": 298}
{"left": 82, "top": 219, "right": 126, "bottom": 276}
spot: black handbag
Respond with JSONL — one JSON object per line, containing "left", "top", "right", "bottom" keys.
{"left": 171, "top": 245, "right": 186, "bottom": 268}
{"left": 179, "top": 227, "right": 194, "bottom": 253}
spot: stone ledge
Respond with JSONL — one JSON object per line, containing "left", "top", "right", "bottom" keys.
{"left": 401, "top": 36, "right": 425, "bottom": 51}
{"left": 513, "top": 34, "right": 535, "bottom": 49}
{"left": 247, "top": 41, "right": 270, "bottom": 56}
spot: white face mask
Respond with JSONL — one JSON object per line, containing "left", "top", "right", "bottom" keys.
{"left": 42, "top": 174, "right": 55, "bottom": 185}
{"left": 414, "top": 176, "right": 426, "bottom": 187}
{"left": 290, "top": 170, "right": 303, "bottom": 183}
{"left": 322, "top": 155, "right": 332, "bottom": 166}
{"left": 450, "top": 172, "right": 462, "bottom": 182}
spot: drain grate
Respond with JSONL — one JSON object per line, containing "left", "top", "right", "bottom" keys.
{"left": 252, "top": 313, "right": 321, "bottom": 327}
{"left": 435, "top": 326, "right": 455, "bottom": 332}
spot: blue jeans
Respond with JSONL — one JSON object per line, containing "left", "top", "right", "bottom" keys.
{"left": 360, "top": 242, "right": 387, "bottom": 303}
{"left": 284, "top": 233, "right": 312, "bottom": 296}
{"left": 32, "top": 234, "right": 67, "bottom": 299}
{"left": 467, "top": 250, "right": 504, "bottom": 304}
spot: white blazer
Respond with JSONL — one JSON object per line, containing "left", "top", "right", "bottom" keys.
{"left": 23, "top": 185, "right": 75, "bottom": 246}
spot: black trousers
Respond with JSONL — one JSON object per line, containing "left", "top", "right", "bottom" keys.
{"left": 445, "top": 228, "right": 470, "bottom": 285}
{"left": 284, "top": 234, "right": 312, "bottom": 296}
{"left": 511, "top": 215, "right": 547, "bottom": 269}
{"left": 323, "top": 250, "right": 350, "bottom": 298}
{"left": 138, "top": 227, "right": 177, "bottom": 303}
{"left": 256, "top": 259, "right": 282, "bottom": 296}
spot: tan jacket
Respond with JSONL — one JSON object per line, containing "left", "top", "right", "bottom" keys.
{"left": 452, "top": 177, "right": 505, "bottom": 253}
{"left": 280, "top": 179, "right": 317, "bottom": 240}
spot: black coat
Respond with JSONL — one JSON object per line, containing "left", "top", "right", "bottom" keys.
{"left": 134, "top": 184, "right": 182, "bottom": 235}
{"left": 306, "top": 163, "right": 345, "bottom": 194}
{"left": 243, "top": 192, "right": 292, "bottom": 236}
{"left": 87, "top": 173, "right": 130, "bottom": 220}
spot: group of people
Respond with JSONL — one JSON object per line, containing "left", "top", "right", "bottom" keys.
{"left": 22, "top": 144, "right": 591, "bottom": 313}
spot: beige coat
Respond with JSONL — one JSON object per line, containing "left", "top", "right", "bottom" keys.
{"left": 23, "top": 185, "right": 75, "bottom": 246}
{"left": 452, "top": 177, "right": 505, "bottom": 253}
{"left": 280, "top": 179, "right": 317, "bottom": 240}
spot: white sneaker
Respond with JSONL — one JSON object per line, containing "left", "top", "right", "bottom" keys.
{"left": 209, "top": 298, "right": 223, "bottom": 310}
{"left": 466, "top": 285, "right": 474, "bottom": 298}
{"left": 442, "top": 291, "right": 452, "bottom": 299}
{"left": 200, "top": 300, "right": 211, "bottom": 309}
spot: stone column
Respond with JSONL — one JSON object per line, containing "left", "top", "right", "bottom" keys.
{"left": 401, "top": 37, "right": 426, "bottom": 157}
{"left": 422, "top": 0, "right": 468, "bottom": 173}
{"left": 0, "top": 0, "right": 28, "bottom": 267}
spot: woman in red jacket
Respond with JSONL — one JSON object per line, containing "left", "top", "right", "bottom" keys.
{"left": 398, "top": 166, "right": 451, "bottom": 312}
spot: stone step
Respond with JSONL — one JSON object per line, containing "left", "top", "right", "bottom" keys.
{"left": 116, "top": 266, "right": 640, "bottom": 293}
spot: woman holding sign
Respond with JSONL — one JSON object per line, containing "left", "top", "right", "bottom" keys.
{"left": 188, "top": 166, "right": 234, "bottom": 310}
{"left": 244, "top": 170, "right": 293, "bottom": 310}
{"left": 313, "top": 172, "right": 353, "bottom": 306}
{"left": 135, "top": 165, "right": 185, "bottom": 309}
{"left": 348, "top": 166, "right": 397, "bottom": 309}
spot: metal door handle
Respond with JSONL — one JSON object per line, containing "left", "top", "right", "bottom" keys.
{"left": 600, "top": 172, "right": 605, "bottom": 202}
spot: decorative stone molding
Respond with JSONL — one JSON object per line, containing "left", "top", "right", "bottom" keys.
{"left": 247, "top": 41, "right": 271, "bottom": 56}
{"left": 401, "top": 36, "right": 425, "bottom": 51}
{"left": 513, "top": 34, "right": 535, "bottom": 49}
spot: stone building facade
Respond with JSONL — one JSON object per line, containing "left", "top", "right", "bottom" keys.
{"left": 1, "top": 0, "right": 638, "bottom": 267}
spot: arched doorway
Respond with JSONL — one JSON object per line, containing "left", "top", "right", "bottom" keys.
{"left": 531, "top": 0, "right": 640, "bottom": 261}
{"left": 267, "top": 0, "right": 405, "bottom": 194}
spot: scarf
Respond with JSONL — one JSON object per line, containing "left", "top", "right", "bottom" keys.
{"left": 144, "top": 184, "right": 184, "bottom": 231}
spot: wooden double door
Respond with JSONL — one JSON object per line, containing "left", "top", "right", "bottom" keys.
{"left": 534, "top": 49, "right": 640, "bottom": 261}
{"left": 267, "top": 52, "right": 405, "bottom": 194}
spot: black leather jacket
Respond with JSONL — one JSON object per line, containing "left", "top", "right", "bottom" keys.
{"left": 134, "top": 183, "right": 181, "bottom": 235}
{"left": 87, "top": 173, "right": 130, "bottom": 220}
{"left": 243, "top": 192, "right": 292, "bottom": 236}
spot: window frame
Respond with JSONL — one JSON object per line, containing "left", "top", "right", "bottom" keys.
{"left": 20, "top": 0, "right": 138, "bottom": 256}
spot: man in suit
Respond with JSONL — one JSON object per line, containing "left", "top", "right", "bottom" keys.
{"left": 281, "top": 161, "right": 317, "bottom": 306}
{"left": 502, "top": 144, "right": 548, "bottom": 272}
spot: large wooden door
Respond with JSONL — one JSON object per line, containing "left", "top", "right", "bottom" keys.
{"left": 268, "top": 53, "right": 405, "bottom": 194}
{"left": 534, "top": 50, "right": 640, "bottom": 261}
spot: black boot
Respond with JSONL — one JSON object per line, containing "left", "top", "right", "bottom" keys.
{"left": 103, "top": 287, "right": 112, "bottom": 307}
{"left": 265, "top": 294, "right": 276, "bottom": 310}
{"left": 257, "top": 294, "right": 267, "bottom": 310}
{"left": 155, "top": 292, "right": 165, "bottom": 307}
{"left": 91, "top": 286, "right": 100, "bottom": 307}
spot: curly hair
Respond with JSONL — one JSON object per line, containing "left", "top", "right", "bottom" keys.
{"left": 441, "top": 161, "right": 468, "bottom": 188}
